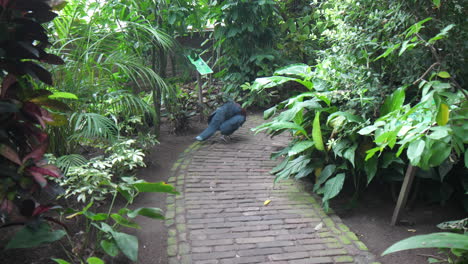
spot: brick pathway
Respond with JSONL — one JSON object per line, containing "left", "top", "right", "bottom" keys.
{"left": 165, "top": 115, "right": 379, "bottom": 264}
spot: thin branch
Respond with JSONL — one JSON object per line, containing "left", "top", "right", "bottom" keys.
{"left": 412, "top": 62, "right": 439, "bottom": 85}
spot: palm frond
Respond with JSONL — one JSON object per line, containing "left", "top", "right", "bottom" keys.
{"left": 70, "top": 112, "right": 118, "bottom": 142}
{"left": 56, "top": 154, "right": 88, "bottom": 175}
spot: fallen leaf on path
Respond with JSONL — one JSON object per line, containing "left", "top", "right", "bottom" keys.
{"left": 407, "top": 229, "right": 417, "bottom": 232}
{"left": 314, "top": 222, "right": 323, "bottom": 231}
{"left": 264, "top": 200, "right": 271, "bottom": 206}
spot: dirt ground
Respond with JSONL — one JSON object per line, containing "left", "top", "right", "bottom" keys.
{"left": 0, "top": 115, "right": 465, "bottom": 264}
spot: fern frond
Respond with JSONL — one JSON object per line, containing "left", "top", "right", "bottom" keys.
{"left": 56, "top": 154, "right": 88, "bottom": 175}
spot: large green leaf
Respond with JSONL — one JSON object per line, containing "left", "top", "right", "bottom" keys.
{"left": 312, "top": 112, "right": 325, "bottom": 151}
{"left": 111, "top": 214, "right": 141, "bottom": 229}
{"left": 112, "top": 231, "right": 138, "bottom": 262}
{"left": 127, "top": 207, "right": 164, "bottom": 220}
{"left": 48, "top": 92, "right": 78, "bottom": 100}
{"left": 436, "top": 103, "right": 449, "bottom": 126}
{"left": 322, "top": 173, "right": 346, "bottom": 209}
{"left": 288, "top": 140, "right": 315, "bottom": 156}
{"left": 133, "top": 182, "right": 178, "bottom": 194}
{"left": 382, "top": 232, "right": 468, "bottom": 256}
{"left": 327, "top": 111, "right": 364, "bottom": 126}
{"left": 6, "top": 222, "right": 66, "bottom": 249}
{"left": 364, "top": 156, "right": 378, "bottom": 184}
{"left": 407, "top": 139, "right": 426, "bottom": 165}
{"left": 274, "top": 63, "right": 311, "bottom": 78}
{"left": 380, "top": 87, "right": 405, "bottom": 116}
{"left": 87, "top": 257, "right": 105, "bottom": 264}
{"left": 313, "top": 164, "right": 336, "bottom": 192}
{"left": 101, "top": 239, "right": 119, "bottom": 257}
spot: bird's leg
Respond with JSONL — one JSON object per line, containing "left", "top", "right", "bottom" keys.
{"left": 220, "top": 135, "right": 229, "bottom": 143}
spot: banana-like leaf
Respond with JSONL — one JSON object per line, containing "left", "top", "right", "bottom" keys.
{"left": 312, "top": 112, "right": 325, "bottom": 151}
{"left": 382, "top": 232, "right": 468, "bottom": 256}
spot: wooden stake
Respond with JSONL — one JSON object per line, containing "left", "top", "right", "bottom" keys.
{"left": 391, "top": 165, "right": 417, "bottom": 225}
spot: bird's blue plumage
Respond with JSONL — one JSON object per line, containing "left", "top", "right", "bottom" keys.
{"left": 196, "top": 101, "right": 246, "bottom": 141}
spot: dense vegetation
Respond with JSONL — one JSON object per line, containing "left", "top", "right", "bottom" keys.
{"left": 0, "top": 0, "right": 466, "bottom": 263}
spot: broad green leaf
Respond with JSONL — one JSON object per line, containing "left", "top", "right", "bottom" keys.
{"left": 264, "top": 106, "right": 277, "bottom": 119}
{"left": 322, "top": 173, "right": 346, "bottom": 202}
{"left": 49, "top": 92, "right": 78, "bottom": 100}
{"left": 364, "top": 156, "right": 378, "bottom": 184}
{"left": 382, "top": 232, "right": 468, "bottom": 256}
{"left": 84, "top": 212, "right": 108, "bottom": 221}
{"left": 274, "top": 63, "right": 311, "bottom": 78}
{"left": 343, "top": 143, "right": 358, "bottom": 167}
{"left": 87, "top": 257, "right": 104, "bottom": 264}
{"left": 436, "top": 103, "right": 449, "bottom": 126}
{"left": 101, "top": 239, "right": 119, "bottom": 257}
{"left": 127, "top": 207, "right": 164, "bottom": 220}
{"left": 251, "top": 76, "right": 296, "bottom": 91}
{"left": 288, "top": 141, "right": 315, "bottom": 156}
{"left": 428, "top": 126, "right": 450, "bottom": 140}
{"left": 313, "top": 164, "right": 336, "bottom": 191}
{"left": 312, "top": 112, "right": 325, "bottom": 151}
{"left": 111, "top": 214, "right": 140, "bottom": 229}
{"left": 381, "top": 87, "right": 405, "bottom": 116}
{"left": 133, "top": 182, "right": 178, "bottom": 194}
{"left": 327, "top": 111, "right": 364, "bottom": 126}
{"left": 432, "top": 0, "right": 441, "bottom": 8}
{"left": 112, "top": 231, "right": 138, "bottom": 262}
{"left": 6, "top": 222, "right": 66, "bottom": 249}
{"left": 428, "top": 141, "right": 451, "bottom": 167}
{"left": 407, "top": 139, "right": 426, "bottom": 165}
{"left": 437, "top": 72, "right": 450, "bottom": 79}
{"left": 358, "top": 126, "right": 378, "bottom": 135}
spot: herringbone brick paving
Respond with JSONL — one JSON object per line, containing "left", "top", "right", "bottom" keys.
{"left": 165, "top": 115, "right": 379, "bottom": 264}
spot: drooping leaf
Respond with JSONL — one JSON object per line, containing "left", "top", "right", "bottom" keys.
{"left": 364, "top": 156, "right": 378, "bottom": 184}
{"left": 6, "top": 222, "right": 66, "bottom": 249}
{"left": 436, "top": 103, "right": 449, "bottom": 126}
{"left": 111, "top": 214, "right": 140, "bottom": 229}
{"left": 312, "top": 112, "right": 325, "bottom": 151}
{"left": 111, "top": 231, "right": 138, "bottom": 262}
{"left": 313, "top": 164, "right": 336, "bottom": 191}
{"left": 382, "top": 232, "right": 468, "bottom": 256}
{"left": 407, "top": 139, "right": 426, "bottom": 165}
{"left": 133, "top": 182, "right": 178, "bottom": 194}
{"left": 274, "top": 63, "right": 311, "bottom": 79}
{"left": 381, "top": 87, "right": 405, "bottom": 116}
{"left": 322, "top": 173, "right": 346, "bottom": 202}
{"left": 101, "top": 239, "right": 119, "bottom": 257}
{"left": 127, "top": 207, "right": 164, "bottom": 220}
{"left": 0, "top": 144, "right": 21, "bottom": 165}
{"left": 288, "top": 140, "right": 315, "bottom": 156}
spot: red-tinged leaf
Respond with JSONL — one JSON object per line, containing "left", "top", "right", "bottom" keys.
{"left": 0, "top": 199, "right": 15, "bottom": 214}
{"left": 1, "top": 74, "right": 17, "bottom": 98}
{"left": 0, "top": 144, "right": 22, "bottom": 165}
{"left": 22, "top": 138, "right": 49, "bottom": 163}
{"left": 32, "top": 204, "right": 53, "bottom": 216}
{"left": 29, "top": 166, "right": 61, "bottom": 178}
{"left": 29, "top": 171, "right": 48, "bottom": 188}
{"left": 24, "top": 62, "right": 53, "bottom": 85}
{"left": 39, "top": 107, "right": 53, "bottom": 122}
